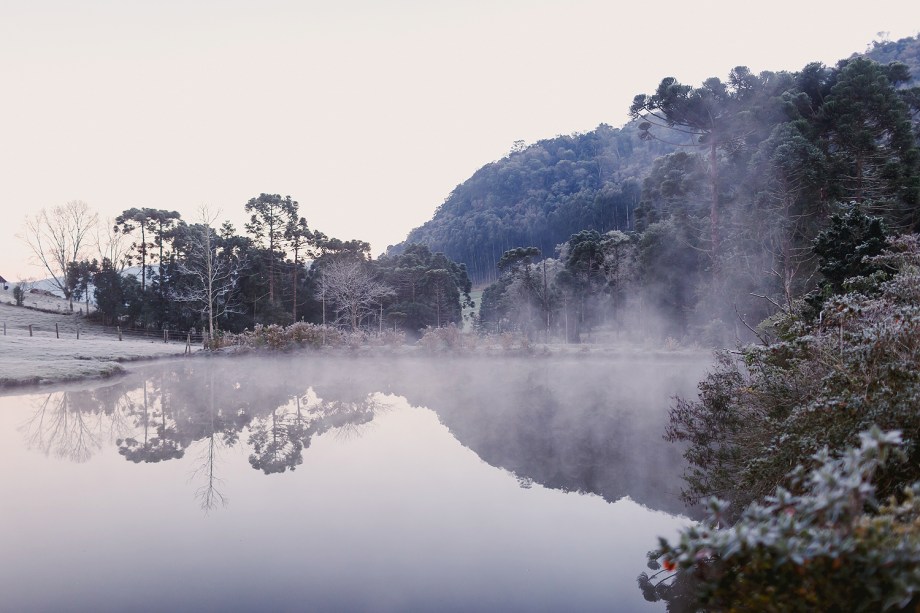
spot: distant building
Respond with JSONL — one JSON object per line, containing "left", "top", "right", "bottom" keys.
{"left": 0, "top": 275, "right": 8, "bottom": 290}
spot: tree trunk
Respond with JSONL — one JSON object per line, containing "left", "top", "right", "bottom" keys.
{"left": 710, "top": 141, "right": 720, "bottom": 261}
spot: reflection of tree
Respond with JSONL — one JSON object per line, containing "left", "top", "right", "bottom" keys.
{"left": 192, "top": 368, "right": 228, "bottom": 512}
{"left": 247, "top": 391, "right": 384, "bottom": 474}
{"left": 307, "top": 395, "right": 382, "bottom": 441}
{"left": 117, "top": 379, "right": 183, "bottom": 463}
{"left": 18, "top": 354, "right": 702, "bottom": 526}
{"left": 248, "top": 399, "right": 306, "bottom": 474}
{"left": 22, "top": 393, "right": 100, "bottom": 463}
{"left": 22, "top": 386, "right": 140, "bottom": 462}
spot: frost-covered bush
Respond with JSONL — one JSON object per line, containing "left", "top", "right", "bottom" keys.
{"left": 641, "top": 428, "right": 920, "bottom": 612}
{"left": 376, "top": 328, "right": 407, "bottom": 347}
{"left": 419, "top": 324, "right": 463, "bottom": 352}
{"left": 225, "top": 322, "right": 343, "bottom": 351}
{"left": 668, "top": 236, "right": 920, "bottom": 512}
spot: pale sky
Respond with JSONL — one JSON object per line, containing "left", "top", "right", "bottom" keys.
{"left": 1, "top": 0, "right": 918, "bottom": 280}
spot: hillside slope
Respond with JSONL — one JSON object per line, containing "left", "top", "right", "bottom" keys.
{"left": 392, "top": 124, "right": 677, "bottom": 282}
{"left": 393, "top": 35, "right": 920, "bottom": 285}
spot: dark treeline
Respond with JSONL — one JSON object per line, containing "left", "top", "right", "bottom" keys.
{"left": 397, "top": 36, "right": 920, "bottom": 346}
{"left": 68, "top": 196, "right": 473, "bottom": 339}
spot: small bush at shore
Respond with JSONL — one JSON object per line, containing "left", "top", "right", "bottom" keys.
{"left": 642, "top": 428, "right": 920, "bottom": 612}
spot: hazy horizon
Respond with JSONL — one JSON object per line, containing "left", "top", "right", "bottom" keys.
{"left": 2, "top": 0, "right": 918, "bottom": 279}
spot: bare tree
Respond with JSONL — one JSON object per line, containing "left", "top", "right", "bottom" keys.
{"left": 21, "top": 200, "right": 99, "bottom": 311}
{"left": 193, "top": 368, "right": 228, "bottom": 512}
{"left": 319, "top": 259, "right": 392, "bottom": 332}
{"left": 173, "top": 206, "right": 245, "bottom": 341}
{"left": 95, "top": 216, "right": 132, "bottom": 272}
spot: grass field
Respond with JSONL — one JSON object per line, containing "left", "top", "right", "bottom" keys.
{"left": 0, "top": 294, "right": 195, "bottom": 389}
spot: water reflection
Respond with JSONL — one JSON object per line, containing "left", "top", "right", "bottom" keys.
{"left": 16, "top": 354, "right": 705, "bottom": 518}
{"left": 19, "top": 359, "right": 394, "bottom": 510}
{"left": 3, "top": 353, "right": 707, "bottom": 612}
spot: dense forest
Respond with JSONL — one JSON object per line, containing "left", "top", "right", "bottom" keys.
{"left": 21, "top": 196, "right": 473, "bottom": 341}
{"left": 628, "top": 36, "right": 920, "bottom": 612}
{"left": 388, "top": 35, "right": 920, "bottom": 346}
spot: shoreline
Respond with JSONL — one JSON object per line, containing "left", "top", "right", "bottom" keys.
{"left": 0, "top": 338, "right": 714, "bottom": 393}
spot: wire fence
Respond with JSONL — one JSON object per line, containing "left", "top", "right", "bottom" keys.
{"left": 1, "top": 317, "right": 207, "bottom": 351}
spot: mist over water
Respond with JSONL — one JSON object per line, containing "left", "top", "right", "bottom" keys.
{"left": 0, "top": 352, "right": 710, "bottom": 612}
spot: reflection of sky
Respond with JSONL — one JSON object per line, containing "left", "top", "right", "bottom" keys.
{"left": 0, "top": 387, "right": 687, "bottom": 612}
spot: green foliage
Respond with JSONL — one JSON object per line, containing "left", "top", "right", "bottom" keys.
{"left": 819, "top": 57, "right": 920, "bottom": 221}
{"left": 497, "top": 247, "right": 541, "bottom": 272}
{"left": 643, "top": 428, "right": 920, "bottom": 612}
{"left": 66, "top": 259, "right": 99, "bottom": 313}
{"left": 806, "top": 204, "right": 891, "bottom": 314}
{"left": 374, "top": 244, "right": 473, "bottom": 335}
{"left": 93, "top": 258, "right": 144, "bottom": 326}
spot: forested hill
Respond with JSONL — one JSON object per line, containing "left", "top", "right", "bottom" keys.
{"left": 864, "top": 34, "right": 920, "bottom": 82}
{"left": 392, "top": 125, "right": 679, "bottom": 283}
{"left": 391, "top": 34, "right": 920, "bottom": 285}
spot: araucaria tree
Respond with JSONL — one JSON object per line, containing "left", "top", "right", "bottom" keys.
{"left": 285, "top": 215, "right": 312, "bottom": 322}
{"left": 22, "top": 200, "right": 99, "bottom": 311}
{"left": 115, "top": 207, "right": 181, "bottom": 293}
{"left": 244, "top": 193, "right": 299, "bottom": 306}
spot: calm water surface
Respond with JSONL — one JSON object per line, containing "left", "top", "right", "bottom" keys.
{"left": 0, "top": 354, "right": 708, "bottom": 612}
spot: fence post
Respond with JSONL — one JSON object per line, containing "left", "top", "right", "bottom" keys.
{"left": 164, "top": 329, "right": 168, "bottom": 344}
{"left": 117, "top": 326, "right": 123, "bottom": 341}
{"left": 77, "top": 325, "right": 80, "bottom": 340}
{"left": 186, "top": 333, "right": 191, "bottom": 354}
{"left": 29, "top": 324, "right": 33, "bottom": 337}
{"left": 56, "top": 323, "right": 59, "bottom": 339}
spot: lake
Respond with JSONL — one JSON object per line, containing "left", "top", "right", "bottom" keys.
{"left": 0, "top": 353, "right": 709, "bottom": 612}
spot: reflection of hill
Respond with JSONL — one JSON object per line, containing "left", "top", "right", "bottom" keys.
{"left": 373, "top": 356, "right": 705, "bottom": 516}
{"left": 244, "top": 354, "right": 706, "bottom": 516}
{"left": 24, "top": 354, "right": 708, "bottom": 516}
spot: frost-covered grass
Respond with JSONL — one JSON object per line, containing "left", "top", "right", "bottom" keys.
{"left": 0, "top": 302, "right": 194, "bottom": 389}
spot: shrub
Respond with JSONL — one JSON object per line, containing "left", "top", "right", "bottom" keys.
{"left": 668, "top": 236, "right": 920, "bottom": 512}
{"left": 418, "top": 324, "right": 467, "bottom": 352}
{"left": 641, "top": 428, "right": 920, "bottom": 612}
{"left": 221, "top": 322, "right": 343, "bottom": 351}
{"left": 12, "top": 281, "right": 26, "bottom": 306}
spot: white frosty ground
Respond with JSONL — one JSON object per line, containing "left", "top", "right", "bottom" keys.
{"left": 0, "top": 298, "right": 194, "bottom": 388}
